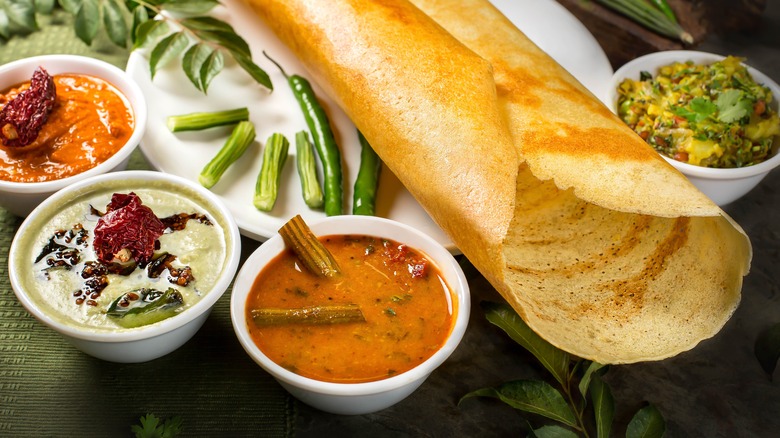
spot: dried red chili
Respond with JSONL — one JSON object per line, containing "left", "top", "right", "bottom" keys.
{"left": 93, "top": 192, "right": 165, "bottom": 265}
{"left": 0, "top": 66, "right": 56, "bottom": 147}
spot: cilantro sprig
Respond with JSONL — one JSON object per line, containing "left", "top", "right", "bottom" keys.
{"left": 0, "top": 0, "right": 272, "bottom": 94}
{"left": 671, "top": 90, "right": 753, "bottom": 125}
{"left": 131, "top": 414, "right": 183, "bottom": 438}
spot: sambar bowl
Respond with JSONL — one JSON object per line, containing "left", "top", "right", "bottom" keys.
{"left": 0, "top": 55, "right": 147, "bottom": 216}
{"left": 606, "top": 50, "right": 780, "bottom": 206}
{"left": 230, "top": 215, "right": 470, "bottom": 415}
{"left": 8, "top": 170, "right": 241, "bottom": 363}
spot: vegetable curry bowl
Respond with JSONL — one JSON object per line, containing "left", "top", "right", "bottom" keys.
{"left": 231, "top": 215, "right": 470, "bottom": 415}
{"left": 607, "top": 51, "right": 780, "bottom": 205}
{"left": 0, "top": 55, "right": 146, "bottom": 216}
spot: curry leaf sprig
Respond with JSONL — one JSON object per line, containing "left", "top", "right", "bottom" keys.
{"left": 461, "top": 301, "right": 666, "bottom": 438}
{"left": 594, "top": 0, "right": 693, "bottom": 44}
{"left": 0, "top": 0, "right": 272, "bottom": 94}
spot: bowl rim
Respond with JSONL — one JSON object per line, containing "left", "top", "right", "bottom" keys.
{"left": 8, "top": 170, "right": 241, "bottom": 342}
{"left": 0, "top": 54, "right": 147, "bottom": 192}
{"left": 230, "top": 215, "right": 471, "bottom": 397}
{"left": 609, "top": 50, "right": 780, "bottom": 179}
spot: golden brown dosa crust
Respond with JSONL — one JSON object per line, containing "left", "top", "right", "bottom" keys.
{"left": 242, "top": 0, "right": 752, "bottom": 363}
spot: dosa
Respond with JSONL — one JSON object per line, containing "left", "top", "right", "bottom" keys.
{"left": 242, "top": 0, "right": 752, "bottom": 363}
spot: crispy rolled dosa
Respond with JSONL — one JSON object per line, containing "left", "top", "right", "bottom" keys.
{"left": 243, "top": 0, "right": 751, "bottom": 363}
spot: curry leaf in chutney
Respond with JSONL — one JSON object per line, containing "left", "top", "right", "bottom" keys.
{"left": 754, "top": 321, "right": 780, "bottom": 379}
{"left": 482, "top": 301, "right": 570, "bottom": 386}
{"left": 461, "top": 380, "right": 578, "bottom": 427}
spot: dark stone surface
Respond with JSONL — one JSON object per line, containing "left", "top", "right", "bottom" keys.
{"left": 294, "top": 2, "right": 780, "bottom": 437}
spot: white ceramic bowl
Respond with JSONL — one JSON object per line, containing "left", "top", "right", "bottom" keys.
{"left": 8, "top": 170, "right": 241, "bottom": 363}
{"left": 606, "top": 50, "right": 780, "bottom": 206}
{"left": 230, "top": 215, "right": 470, "bottom": 415}
{"left": 0, "top": 55, "right": 147, "bottom": 216}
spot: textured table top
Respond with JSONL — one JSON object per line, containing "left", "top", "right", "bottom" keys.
{"left": 2, "top": 3, "right": 780, "bottom": 437}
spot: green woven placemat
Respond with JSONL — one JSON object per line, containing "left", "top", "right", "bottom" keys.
{"left": 0, "top": 10, "right": 294, "bottom": 438}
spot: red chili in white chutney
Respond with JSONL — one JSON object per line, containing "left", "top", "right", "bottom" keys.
{"left": 246, "top": 235, "right": 457, "bottom": 384}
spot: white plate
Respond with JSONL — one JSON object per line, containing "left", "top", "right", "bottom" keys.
{"left": 126, "top": 0, "right": 613, "bottom": 251}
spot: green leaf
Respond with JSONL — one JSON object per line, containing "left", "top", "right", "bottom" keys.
{"left": 162, "top": 0, "right": 219, "bottom": 15}
{"left": 626, "top": 404, "right": 666, "bottom": 438}
{"left": 180, "top": 16, "right": 235, "bottom": 33}
{"left": 461, "top": 380, "right": 577, "bottom": 427}
{"left": 197, "top": 29, "right": 251, "bottom": 58}
{"left": 103, "top": 0, "right": 128, "bottom": 47}
{"left": 716, "top": 89, "right": 752, "bottom": 123}
{"left": 231, "top": 52, "right": 273, "bottom": 91}
{"left": 131, "top": 414, "right": 183, "bottom": 438}
{"left": 74, "top": 0, "right": 100, "bottom": 45}
{"left": 530, "top": 425, "right": 580, "bottom": 438}
{"left": 0, "top": 10, "right": 10, "bottom": 38}
{"left": 149, "top": 31, "right": 188, "bottom": 79}
{"left": 182, "top": 43, "right": 212, "bottom": 91}
{"left": 6, "top": 0, "right": 37, "bottom": 29}
{"left": 34, "top": 0, "right": 55, "bottom": 14}
{"left": 133, "top": 19, "right": 168, "bottom": 50}
{"left": 578, "top": 361, "right": 606, "bottom": 398}
{"left": 590, "top": 374, "right": 614, "bottom": 438}
{"left": 130, "top": 4, "right": 149, "bottom": 45}
{"left": 755, "top": 321, "right": 780, "bottom": 379}
{"left": 482, "top": 301, "right": 570, "bottom": 386}
{"left": 58, "top": 0, "right": 80, "bottom": 14}
{"left": 199, "top": 49, "right": 224, "bottom": 93}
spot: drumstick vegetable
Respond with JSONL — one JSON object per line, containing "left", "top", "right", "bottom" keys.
{"left": 199, "top": 120, "right": 256, "bottom": 188}
{"left": 251, "top": 304, "right": 365, "bottom": 325}
{"left": 278, "top": 214, "right": 341, "bottom": 278}
{"left": 352, "top": 130, "right": 382, "bottom": 215}
{"left": 295, "top": 130, "right": 324, "bottom": 208}
{"left": 254, "top": 132, "right": 289, "bottom": 211}
{"left": 167, "top": 107, "right": 249, "bottom": 132}
{"left": 264, "top": 52, "right": 343, "bottom": 216}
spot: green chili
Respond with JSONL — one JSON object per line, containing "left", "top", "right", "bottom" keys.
{"left": 295, "top": 130, "right": 324, "bottom": 208}
{"left": 352, "top": 130, "right": 382, "bottom": 215}
{"left": 254, "top": 132, "right": 289, "bottom": 212}
{"left": 198, "top": 120, "right": 256, "bottom": 189}
{"left": 649, "top": 0, "right": 678, "bottom": 23}
{"left": 166, "top": 107, "right": 250, "bottom": 132}
{"left": 265, "top": 52, "right": 343, "bottom": 216}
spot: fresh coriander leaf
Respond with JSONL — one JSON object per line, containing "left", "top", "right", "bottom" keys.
{"left": 162, "top": 0, "right": 219, "bottom": 15}
{"left": 530, "top": 425, "right": 580, "bottom": 438}
{"left": 131, "top": 4, "right": 149, "bottom": 45}
{"left": 74, "top": 0, "right": 100, "bottom": 45}
{"left": 626, "top": 404, "right": 665, "bottom": 438}
{"left": 232, "top": 52, "right": 273, "bottom": 91}
{"left": 755, "top": 321, "right": 780, "bottom": 380}
{"left": 133, "top": 19, "right": 168, "bottom": 50}
{"left": 103, "top": 0, "right": 128, "bottom": 47}
{"left": 578, "top": 361, "right": 606, "bottom": 398}
{"left": 590, "top": 374, "right": 614, "bottom": 438}
{"left": 182, "top": 43, "right": 213, "bottom": 91}
{"left": 149, "top": 31, "right": 188, "bottom": 79}
{"left": 716, "top": 89, "right": 752, "bottom": 123}
{"left": 689, "top": 97, "right": 717, "bottom": 120}
{"left": 34, "top": 0, "right": 55, "bottom": 14}
{"left": 180, "top": 16, "right": 235, "bottom": 33}
{"left": 6, "top": 0, "right": 37, "bottom": 29}
{"left": 482, "top": 301, "right": 570, "bottom": 386}
{"left": 131, "top": 414, "right": 183, "bottom": 438}
{"left": 461, "top": 380, "right": 577, "bottom": 427}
